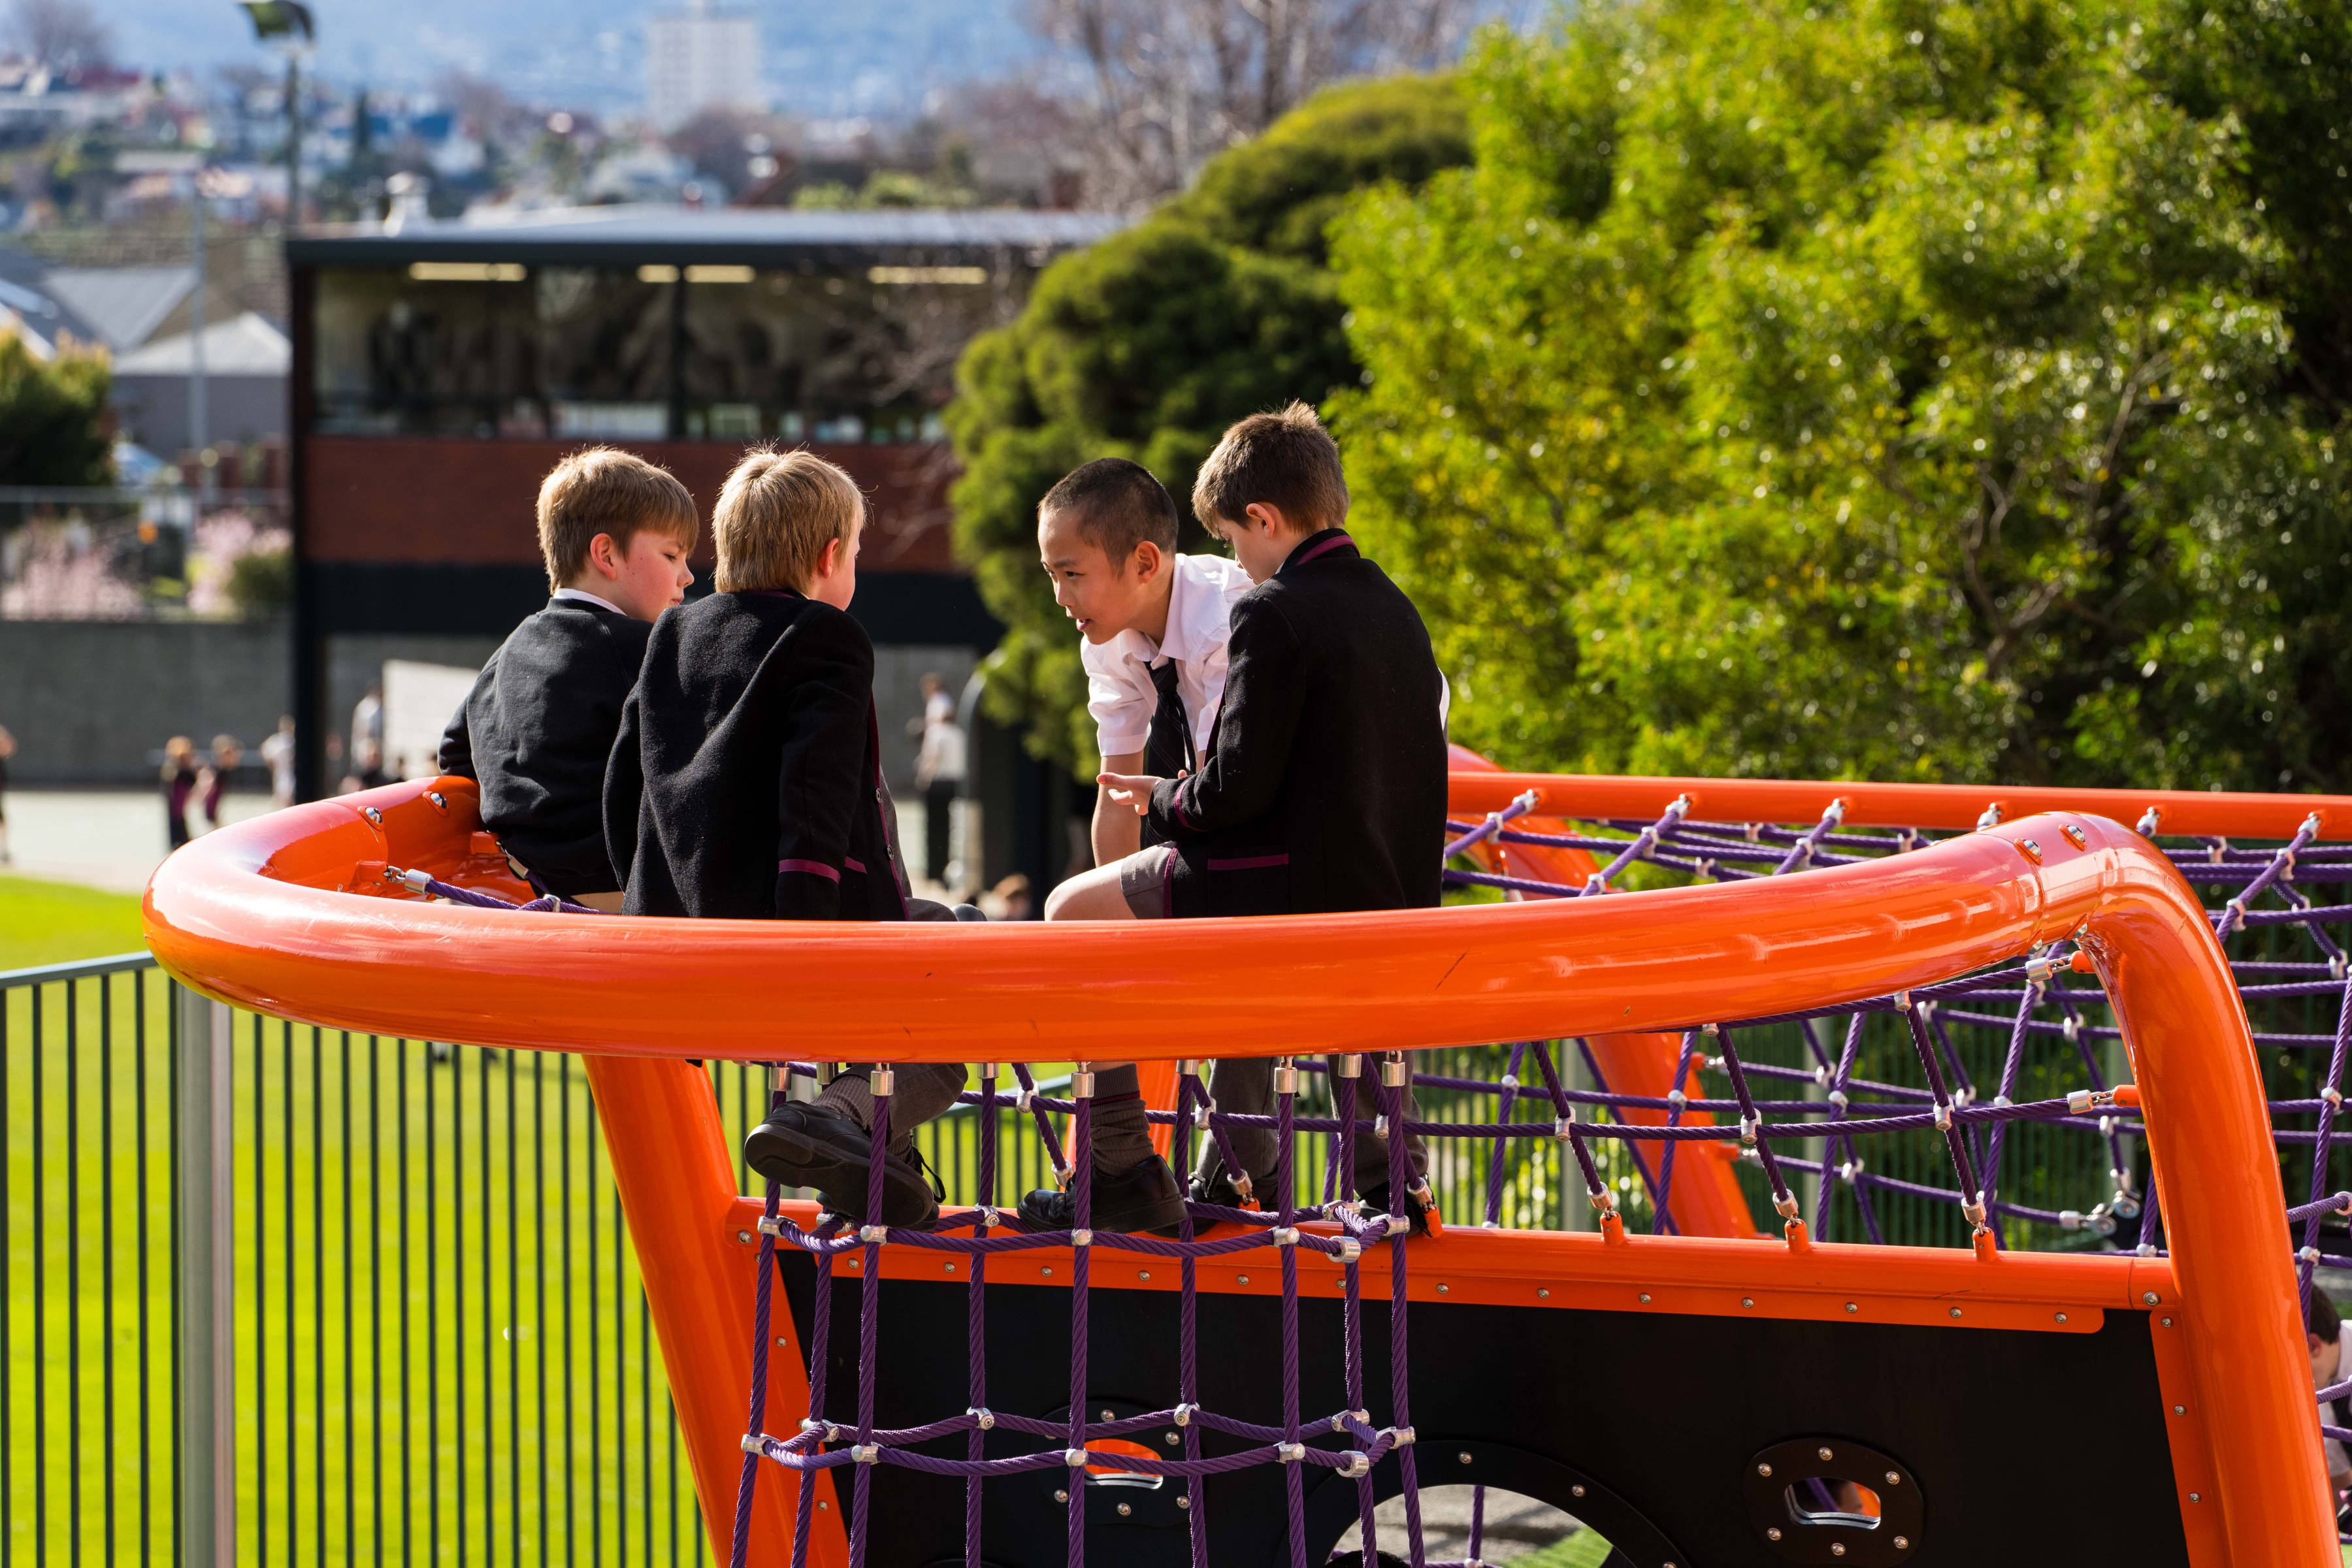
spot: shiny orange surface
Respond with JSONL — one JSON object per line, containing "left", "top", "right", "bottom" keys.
{"left": 1449, "top": 771, "right": 2342, "bottom": 838}
{"left": 142, "top": 778, "right": 2113, "bottom": 1062}
{"left": 140, "top": 774, "right": 2343, "bottom": 1565}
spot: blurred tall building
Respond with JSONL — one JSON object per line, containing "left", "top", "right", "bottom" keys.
{"left": 647, "top": 0, "right": 762, "bottom": 131}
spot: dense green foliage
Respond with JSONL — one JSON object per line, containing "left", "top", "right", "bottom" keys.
{"left": 0, "top": 331, "right": 111, "bottom": 486}
{"left": 1330, "top": 0, "right": 2352, "bottom": 788}
{"left": 947, "top": 76, "right": 1469, "bottom": 770}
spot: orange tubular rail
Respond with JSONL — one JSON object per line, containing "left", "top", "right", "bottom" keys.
{"left": 142, "top": 776, "right": 2341, "bottom": 1566}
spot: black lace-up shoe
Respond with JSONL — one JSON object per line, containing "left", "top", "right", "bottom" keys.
{"left": 1188, "top": 1165, "right": 1277, "bottom": 1211}
{"left": 1018, "top": 1156, "right": 1186, "bottom": 1236}
{"left": 1356, "top": 1181, "right": 1433, "bottom": 1237}
{"left": 743, "top": 1103, "right": 937, "bottom": 1228}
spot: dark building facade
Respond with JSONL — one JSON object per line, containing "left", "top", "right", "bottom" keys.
{"left": 287, "top": 206, "right": 1122, "bottom": 886}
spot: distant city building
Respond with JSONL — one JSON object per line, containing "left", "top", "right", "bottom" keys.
{"left": 647, "top": 0, "right": 761, "bottom": 131}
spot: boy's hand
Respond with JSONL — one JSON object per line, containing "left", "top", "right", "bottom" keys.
{"left": 1098, "top": 771, "right": 1170, "bottom": 815}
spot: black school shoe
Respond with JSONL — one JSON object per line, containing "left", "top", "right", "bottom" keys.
{"left": 1018, "top": 1156, "right": 1187, "bottom": 1237}
{"left": 743, "top": 1102, "right": 939, "bottom": 1228}
{"left": 1357, "top": 1180, "right": 1432, "bottom": 1238}
{"left": 1188, "top": 1165, "right": 1277, "bottom": 1211}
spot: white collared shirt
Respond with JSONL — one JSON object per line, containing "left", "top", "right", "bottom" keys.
{"left": 552, "top": 586, "right": 627, "bottom": 617}
{"left": 1081, "top": 553, "right": 1255, "bottom": 758}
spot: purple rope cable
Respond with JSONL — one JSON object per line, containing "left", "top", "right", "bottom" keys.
{"left": 848, "top": 1080, "right": 892, "bottom": 1568}
{"left": 790, "top": 1216, "right": 839, "bottom": 1568}
{"left": 1652, "top": 1032, "right": 1701, "bottom": 1236}
{"left": 2300, "top": 971, "right": 2352, "bottom": 1327}
{"left": 1578, "top": 797, "right": 1690, "bottom": 894}
{"left": 1333, "top": 1062, "right": 1380, "bottom": 1561}
{"left": 730, "top": 1162, "right": 784, "bottom": 1568}
{"left": 1900, "top": 996, "right": 1989, "bottom": 1233}
{"left": 391, "top": 866, "right": 607, "bottom": 915}
{"left": 1442, "top": 789, "right": 1538, "bottom": 860}
{"left": 1811, "top": 1015, "right": 1866, "bottom": 1241}
{"left": 1771, "top": 800, "right": 1846, "bottom": 875}
{"left": 1066, "top": 1077, "right": 1092, "bottom": 1568}
{"left": 1712, "top": 1026, "right": 1799, "bottom": 1219}
{"left": 1277, "top": 1066, "right": 1308, "bottom": 1568}
{"left": 1467, "top": 1483, "right": 1487, "bottom": 1562}
{"left": 1172, "top": 1067, "right": 1210, "bottom": 1568}
{"left": 1382, "top": 1061, "right": 1428, "bottom": 1568}
{"left": 1482, "top": 1044, "right": 1527, "bottom": 1226}
{"left": 1974, "top": 988, "right": 2043, "bottom": 1254}
{"left": 1570, "top": 1038, "right": 1675, "bottom": 1223}
{"left": 968, "top": 1066, "right": 996, "bottom": 1568}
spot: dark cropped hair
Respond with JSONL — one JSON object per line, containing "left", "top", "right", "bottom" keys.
{"left": 1190, "top": 400, "right": 1349, "bottom": 532}
{"left": 2314, "top": 1290, "right": 2342, "bottom": 1339}
{"left": 1039, "top": 457, "right": 1179, "bottom": 574}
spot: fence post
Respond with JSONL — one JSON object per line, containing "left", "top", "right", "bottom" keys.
{"left": 175, "top": 985, "right": 235, "bottom": 1567}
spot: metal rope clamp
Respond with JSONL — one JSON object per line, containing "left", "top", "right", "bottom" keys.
{"left": 1339, "top": 1452, "right": 1371, "bottom": 1477}
{"left": 853, "top": 1444, "right": 879, "bottom": 1464}
{"left": 1070, "top": 1229, "right": 1092, "bottom": 1247}
{"left": 968, "top": 1407, "right": 996, "bottom": 1430}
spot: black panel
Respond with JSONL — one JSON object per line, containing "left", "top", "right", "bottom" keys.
{"left": 776, "top": 1262, "right": 2191, "bottom": 1568}
{"left": 301, "top": 561, "right": 1000, "bottom": 647}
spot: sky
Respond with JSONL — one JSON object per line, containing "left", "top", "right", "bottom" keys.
{"left": 88, "top": 0, "right": 1051, "bottom": 119}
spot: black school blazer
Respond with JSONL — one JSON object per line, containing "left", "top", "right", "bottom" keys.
{"left": 605, "top": 589, "right": 911, "bottom": 921}
{"left": 438, "top": 596, "right": 653, "bottom": 899}
{"left": 1145, "top": 530, "right": 1448, "bottom": 918}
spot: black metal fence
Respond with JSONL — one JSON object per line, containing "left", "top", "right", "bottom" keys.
{"left": 3, "top": 953, "right": 2155, "bottom": 1563}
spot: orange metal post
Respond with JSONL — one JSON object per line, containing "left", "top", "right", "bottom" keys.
{"left": 2062, "top": 817, "right": 2336, "bottom": 1563}
{"left": 578, "top": 1054, "right": 845, "bottom": 1568}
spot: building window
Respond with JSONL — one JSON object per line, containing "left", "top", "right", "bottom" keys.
{"left": 312, "top": 259, "right": 1015, "bottom": 444}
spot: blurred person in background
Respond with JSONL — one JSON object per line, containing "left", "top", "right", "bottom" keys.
{"left": 351, "top": 681, "right": 387, "bottom": 789}
{"left": 202, "top": 734, "right": 242, "bottom": 830}
{"left": 0, "top": 724, "right": 14, "bottom": 864}
{"left": 162, "top": 736, "right": 199, "bottom": 851}
{"left": 260, "top": 715, "right": 297, "bottom": 809}
{"left": 913, "top": 672, "right": 967, "bottom": 887}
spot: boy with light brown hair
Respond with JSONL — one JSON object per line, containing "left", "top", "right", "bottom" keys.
{"left": 604, "top": 446, "right": 974, "bottom": 1226}
{"left": 1022, "top": 402, "right": 1447, "bottom": 1235}
{"left": 439, "top": 446, "right": 698, "bottom": 911}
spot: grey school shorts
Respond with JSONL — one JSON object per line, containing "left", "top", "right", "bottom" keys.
{"left": 1116, "top": 845, "right": 1175, "bottom": 920}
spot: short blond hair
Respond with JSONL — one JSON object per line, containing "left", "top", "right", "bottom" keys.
{"left": 1190, "top": 400, "right": 1349, "bottom": 532}
{"left": 713, "top": 448, "right": 865, "bottom": 593}
{"left": 537, "top": 448, "right": 698, "bottom": 591}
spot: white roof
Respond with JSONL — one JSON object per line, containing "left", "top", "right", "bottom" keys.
{"left": 41, "top": 265, "right": 195, "bottom": 350}
{"left": 113, "top": 312, "right": 289, "bottom": 378}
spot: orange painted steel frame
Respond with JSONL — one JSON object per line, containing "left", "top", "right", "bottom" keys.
{"left": 143, "top": 774, "right": 2349, "bottom": 1568}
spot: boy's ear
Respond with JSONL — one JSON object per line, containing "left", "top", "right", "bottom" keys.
{"left": 1131, "top": 540, "right": 1164, "bottom": 580}
{"left": 585, "top": 532, "right": 621, "bottom": 580}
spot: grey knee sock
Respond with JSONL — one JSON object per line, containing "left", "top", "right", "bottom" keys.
{"left": 815, "top": 1062, "right": 968, "bottom": 1154}
{"left": 1086, "top": 1064, "right": 1154, "bottom": 1171}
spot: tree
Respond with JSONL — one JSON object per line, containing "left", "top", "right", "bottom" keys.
{"left": 946, "top": 74, "right": 1468, "bottom": 770}
{"left": 1326, "top": 0, "right": 2352, "bottom": 791}
{"left": 0, "top": 331, "right": 110, "bottom": 486}
{"left": 1026, "top": 0, "right": 1478, "bottom": 206}
{"left": 8, "top": 0, "right": 110, "bottom": 70}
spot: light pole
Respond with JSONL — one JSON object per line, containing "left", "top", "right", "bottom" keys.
{"left": 236, "top": 1, "right": 313, "bottom": 231}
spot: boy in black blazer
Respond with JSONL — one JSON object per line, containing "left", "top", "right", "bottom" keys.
{"left": 1021, "top": 403, "right": 1445, "bottom": 1235}
{"left": 604, "top": 448, "right": 970, "bottom": 1226}
{"left": 439, "top": 448, "right": 698, "bottom": 910}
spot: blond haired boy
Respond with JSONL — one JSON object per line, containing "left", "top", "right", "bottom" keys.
{"left": 439, "top": 446, "right": 697, "bottom": 911}
{"left": 604, "top": 446, "right": 972, "bottom": 1226}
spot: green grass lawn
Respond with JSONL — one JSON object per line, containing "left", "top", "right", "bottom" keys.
{"left": 0, "top": 875, "right": 150, "bottom": 973}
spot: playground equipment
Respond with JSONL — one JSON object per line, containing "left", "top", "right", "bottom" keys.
{"left": 142, "top": 761, "right": 2351, "bottom": 1567}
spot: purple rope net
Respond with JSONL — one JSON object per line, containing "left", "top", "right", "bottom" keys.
{"left": 407, "top": 801, "right": 2352, "bottom": 1561}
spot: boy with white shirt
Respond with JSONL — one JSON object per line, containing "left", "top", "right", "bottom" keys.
{"left": 1039, "top": 457, "right": 1255, "bottom": 880}
{"left": 438, "top": 447, "right": 697, "bottom": 911}
{"left": 1026, "top": 457, "right": 1250, "bottom": 1231}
